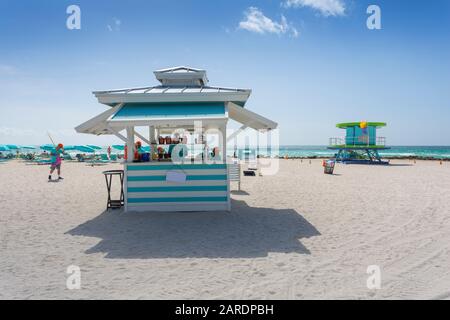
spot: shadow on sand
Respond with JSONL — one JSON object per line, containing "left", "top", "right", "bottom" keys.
{"left": 230, "top": 190, "right": 250, "bottom": 196}
{"left": 66, "top": 199, "right": 320, "bottom": 259}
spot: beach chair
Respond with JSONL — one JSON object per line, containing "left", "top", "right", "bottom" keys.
{"left": 28, "top": 158, "right": 52, "bottom": 165}
{"left": 110, "top": 154, "right": 118, "bottom": 162}
{"left": 228, "top": 162, "right": 241, "bottom": 191}
{"left": 63, "top": 153, "right": 76, "bottom": 161}
{"left": 88, "top": 154, "right": 111, "bottom": 166}
{"left": 99, "top": 153, "right": 112, "bottom": 162}
{"left": 248, "top": 158, "right": 258, "bottom": 171}
{"left": 75, "top": 154, "right": 85, "bottom": 162}
{"left": 243, "top": 156, "right": 258, "bottom": 176}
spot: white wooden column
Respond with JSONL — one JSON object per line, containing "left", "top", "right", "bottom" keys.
{"left": 126, "top": 127, "right": 135, "bottom": 163}
{"left": 149, "top": 126, "right": 156, "bottom": 144}
{"left": 219, "top": 124, "right": 226, "bottom": 163}
{"left": 155, "top": 128, "right": 160, "bottom": 143}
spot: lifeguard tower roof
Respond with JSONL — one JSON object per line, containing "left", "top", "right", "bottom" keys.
{"left": 336, "top": 122, "right": 386, "bottom": 129}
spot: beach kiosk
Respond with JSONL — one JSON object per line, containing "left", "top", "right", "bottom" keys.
{"left": 75, "top": 66, "right": 277, "bottom": 212}
{"left": 328, "top": 122, "right": 389, "bottom": 164}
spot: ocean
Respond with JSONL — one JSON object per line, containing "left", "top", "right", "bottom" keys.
{"left": 3, "top": 145, "right": 450, "bottom": 160}
{"left": 266, "top": 146, "right": 450, "bottom": 159}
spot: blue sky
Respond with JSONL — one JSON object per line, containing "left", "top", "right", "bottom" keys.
{"left": 0, "top": 0, "right": 449, "bottom": 146}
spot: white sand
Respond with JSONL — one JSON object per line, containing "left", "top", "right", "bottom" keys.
{"left": 1, "top": 159, "right": 450, "bottom": 300}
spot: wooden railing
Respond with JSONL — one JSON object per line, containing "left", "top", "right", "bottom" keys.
{"left": 329, "top": 137, "right": 386, "bottom": 147}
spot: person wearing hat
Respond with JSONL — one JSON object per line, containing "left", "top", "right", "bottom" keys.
{"left": 48, "top": 143, "right": 64, "bottom": 181}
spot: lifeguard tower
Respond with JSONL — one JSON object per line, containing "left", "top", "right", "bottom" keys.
{"left": 328, "top": 122, "right": 390, "bottom": 165}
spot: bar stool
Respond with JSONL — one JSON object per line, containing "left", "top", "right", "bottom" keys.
{"left": 102, "top": 170, "right": 124, "bottom": 210}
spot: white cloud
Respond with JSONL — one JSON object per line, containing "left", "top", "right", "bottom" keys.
{"left": 107, "top": 17, "right": 122, "bottom": 32}
{"left": 0, "top": 65, "right": 18, "bottom": 76}
{"left": 0, "top": 126, "right": 38, "bottom": 137}
{"left": 239, "top": 7, "right": 299, "bottom": 38}
{"left": 284, "top": 0, "right": 345, "bottom": 17}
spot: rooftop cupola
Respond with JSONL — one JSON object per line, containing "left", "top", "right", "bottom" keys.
{"left": 153, "top": 66, "right": 209, "bottom": 87}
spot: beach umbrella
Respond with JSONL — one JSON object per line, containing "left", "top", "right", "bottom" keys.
{"left": 74, "top": 145, "right": 96, "bottom": 153}
{"left": 112, "top": 145, "right": 125, "bottom": 151}
{"left": 6, "top": 144, "right": 19, "bottom": 150}
{"left": 62, "top": 145, "right": 78, "bottom": 151}
{"left": 40, "top": 144, "right": 55, "bottom": 151}
{"left": 87, "top": 145, "right": 102, "bottom": 150}
{"left": 0, "top": 145, "right": 10, "bottom": 152}
{"left": 20, "top": 145, "right": 36, "bottom": 150}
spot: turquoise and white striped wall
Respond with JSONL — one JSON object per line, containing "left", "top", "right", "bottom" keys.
{"left": 125, "top": 163, "right": 230, "bottom": 212}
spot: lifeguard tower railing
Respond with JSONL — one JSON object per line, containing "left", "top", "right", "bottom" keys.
{"left": 329, "top": 136, "right": 386, "bottom": 148}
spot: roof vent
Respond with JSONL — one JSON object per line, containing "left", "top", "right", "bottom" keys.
{"left": 153, "top": 66, "right": 209, "bottom": 87}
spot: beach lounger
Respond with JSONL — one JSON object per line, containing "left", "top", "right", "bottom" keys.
{"left": 248, "top": 159, "right": 258, "bottom": 171}
{"left": 100, "top": 154, "right": 111, "bottom": 161}
{"left": 241, "top": 157, "right": 258, "bottom": 175}
{"left": 243, "top": 170, "right": 256, "bottom": 176}
{"left": 63, "top": 154, "right": 77, "bottom": 161}
{"left": 28, "top": 158, "right": 52, "bottom": 165}
{"left": 87, "top": 154, "right": 111, "bottom": 166}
